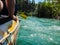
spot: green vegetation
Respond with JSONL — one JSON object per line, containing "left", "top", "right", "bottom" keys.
{"left": 16, "top": 0, "right": 60, "bottom": 19}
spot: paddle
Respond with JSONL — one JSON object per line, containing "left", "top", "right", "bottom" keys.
{"left": 18, "top": 13, "right": 27, "bottom": 21}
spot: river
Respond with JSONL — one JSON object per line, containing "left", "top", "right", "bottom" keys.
{"left": 16, "top": 17, "right": 60, "bottom": 45}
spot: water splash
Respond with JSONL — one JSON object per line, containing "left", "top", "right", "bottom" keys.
{"left": 16, "top": 17, "right": 60, "bottom": 45}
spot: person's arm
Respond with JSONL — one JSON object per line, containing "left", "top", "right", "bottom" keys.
{"left": 0, "top": 0, "right": 3, "bottom": 12}
{"left": 5, "top": 0, "right": 17, "bottom": 21}
{"left": 5, "top": 0, "right": 15, "bottom": 17}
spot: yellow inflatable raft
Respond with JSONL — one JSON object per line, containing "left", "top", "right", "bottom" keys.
{"left": 0, "top": 19, "right": 20, "bottom": 45}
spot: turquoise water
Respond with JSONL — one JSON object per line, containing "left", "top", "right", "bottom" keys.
{"left": 16, "top": 17, "right": 60, "bottom": 45}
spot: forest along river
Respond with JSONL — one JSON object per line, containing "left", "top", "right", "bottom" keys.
{"left": 16, "top": 16, "right": 60, "bottom": 45}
